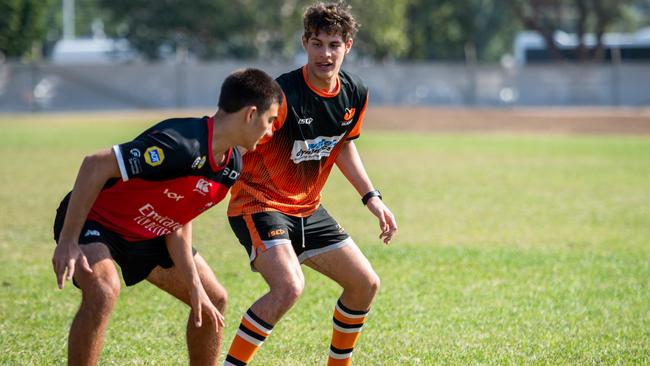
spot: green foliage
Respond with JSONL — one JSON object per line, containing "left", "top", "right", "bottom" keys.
{"left": 0, "top": 114, "right": 649, "bottom": 364}
{"left": 405, "top": 0, "right": 517, "bottom": 61}
{"left": 0, "top": 0, "right": 51, "bottom": 58}
{"left": 351, "top": 0, "right": 409, "bottom": 60}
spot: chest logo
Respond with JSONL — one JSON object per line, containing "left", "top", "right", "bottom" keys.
{"left": 341, "top": 107, "right": 356, "bottom": 126}
{"left": 291, "top": 133, "right": 345, "bottom": 164}
{"left": 144, "top": 146, "right": 165, "bottom": 167}
{"left": 191, "top": 156, "right": 206, "bottom": 170}
{"left": 163, "top": 188, "right": 184, "bottom": 202}
{"left": 298, "top": 117, "right": 313, "bottom": 125}
{"left": 193, "top": 179, "right": 212, "bottom": 195}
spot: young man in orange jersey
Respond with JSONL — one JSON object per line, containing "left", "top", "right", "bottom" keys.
{"left": 52, "top": 69, "right": 282, "bottom": 366}
{"left": 224, "top": 3, "right": 398, "bottom": 365}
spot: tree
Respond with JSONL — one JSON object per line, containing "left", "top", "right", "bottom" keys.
{"left": 351, "top": 0, "right": 409, "bottom": 60}
{"left": 97, "top": 0, "right": 245, "bottom": 60}
{"left": 405, "top": 0, "right": 516, "bottom": 62}
{"left": 0, "top": 0, "right": 51, "bottom": 58}
{"left": 509, "top": 0, "right": 635, "bottom": 62}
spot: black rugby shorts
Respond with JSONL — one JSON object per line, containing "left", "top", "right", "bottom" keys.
{"left": 228, "top": 205, "right": 352, "bottom": 267}
{"left": 53, "top": 193, "right": 196, "bottom": 286}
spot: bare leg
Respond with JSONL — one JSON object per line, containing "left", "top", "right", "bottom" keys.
{"left": 147, "top": 254, "right": 227, "bottom": 366}
{"left": 305, "top": 242, "right": 380, "bottom": 365}
{"left": 304, "top": 242, "right": 380, "bottom": 310}
{"left": 249, "top": 244, "right": 305, "bottom": 324}
{"left": 68, "top": 243, "right": 121, "bottom": 366}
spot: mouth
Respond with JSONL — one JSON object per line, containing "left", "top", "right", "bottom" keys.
{"left": 315, "top": 61, "right": 334, "bottom": 71}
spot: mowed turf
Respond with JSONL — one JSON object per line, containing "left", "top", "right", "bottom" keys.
{"left": 0, "top": 113, "right": 648, "bottom": 365}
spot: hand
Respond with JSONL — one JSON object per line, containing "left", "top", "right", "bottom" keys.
{"left": 366, "top": 197, "right": 398, "bottom": 245}
{"left": 190, "top": 281, "right": 225, "bottom": 333}
{"left": 52, "top": 240, "right": 93, "bottom": 289}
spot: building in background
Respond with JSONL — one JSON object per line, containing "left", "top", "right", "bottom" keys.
{"left": 515, "top": 28, "right": 650, "bottom": 65}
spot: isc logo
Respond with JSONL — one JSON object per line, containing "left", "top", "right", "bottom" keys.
{"left": 268, "top": 229, "right": 286, "bottom": 238}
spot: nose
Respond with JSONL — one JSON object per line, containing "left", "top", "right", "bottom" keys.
{"left": 265, "top": 125, "right": 274, "bottom": 138}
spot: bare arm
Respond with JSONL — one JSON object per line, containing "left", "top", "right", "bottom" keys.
{"left": 335, "top": 140, "right": 398, "bottom": 244}
{"left": 165, "top": 222, "right": 224, "bottom": 331}
{"left": 52, "top": 148, "right": 121, "bottom": 289}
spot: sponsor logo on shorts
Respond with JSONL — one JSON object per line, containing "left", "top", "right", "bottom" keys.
{"left": 291, "top": 133, "right": 345, "bottom": 164}
{"left": 191, "top": 156, "right": 206, "bottom": 170}
{"left": 193, "top": 179, "right": 212, "bottom": 195}
{"left": 268, "top": 229, "right": 287, "bottom": 238}
{"left": 144, "top": 146, "right": 165, "bottom": 167}
{"left": 84, "top": 229, "right": 100, "bottom": 237}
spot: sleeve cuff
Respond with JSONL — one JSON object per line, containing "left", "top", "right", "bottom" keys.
{"left": 112, "top": 145, "right": 130, "bottom": 182}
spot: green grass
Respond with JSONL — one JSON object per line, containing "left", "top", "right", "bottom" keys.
{"left": 0, "top": 114, "right": 648, "bottom": 365}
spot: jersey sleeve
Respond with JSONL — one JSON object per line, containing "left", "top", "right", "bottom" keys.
{"left": 257, "top": 92, "right": 288, "bottom": 145}
{"left": 347, "top": 91, "right": 369, "bottom": 141}
{"left": 112, "top": 128, "right": 195, "bottom": 181}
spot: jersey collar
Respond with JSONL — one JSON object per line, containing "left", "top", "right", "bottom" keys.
{"left": 302, "top": 65, "right": 340, "bottom": 98}
{"left": 207, "top": 116, "right": 232, "bottom": 172}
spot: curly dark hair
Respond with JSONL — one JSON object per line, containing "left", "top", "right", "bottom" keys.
{"left": 303, "top": 2, "right": 360, "bottom": 42}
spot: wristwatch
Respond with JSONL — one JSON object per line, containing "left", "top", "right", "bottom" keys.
{"left": 361, "top": 190, "right": 382, "bottom": 205}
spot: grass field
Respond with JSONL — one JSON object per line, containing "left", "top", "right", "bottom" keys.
{"left": 0, "top": 112, "right": 649, "bottom": 365}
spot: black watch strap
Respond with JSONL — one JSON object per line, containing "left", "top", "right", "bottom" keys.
{"left": 361, "top": 190, "right": 382, "bottom": 205}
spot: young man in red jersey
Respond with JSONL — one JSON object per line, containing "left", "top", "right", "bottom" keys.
{"left": 51, "top": 68, "right": 282, "bottom": 366}
{"left": 224, "top": 3, "right": 398, "bottom": 365}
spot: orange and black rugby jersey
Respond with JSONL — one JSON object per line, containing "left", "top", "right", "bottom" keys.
{"left": 86, "top": 116, "right": 242, "bottom": 241}
{"left": 228, "top": 66, "right": 369, "bottom": 217}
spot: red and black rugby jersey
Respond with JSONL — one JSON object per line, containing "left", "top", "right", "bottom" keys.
{"left": 228, "top": 66, "right": 369, "bottom": 217}
{"left": 85, "top": 116, "right": 242, "bottom": 241}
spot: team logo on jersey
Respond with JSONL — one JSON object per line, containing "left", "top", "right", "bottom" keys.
{"left": 144, "top": 146, "right": 165, "bottom": 167}
{"left": 341, "top": 107, "right": 356, "bottom": 126}
{"left": 191, "top": 156, "right": 206, "bottom": 170}
{"left": 291, "top": 133, "right": 345, "bottom": 163}
{"left": 129, "top": 148, "right": 141, "bottom": 157}
{"left": 298, "top": 117, "right": 313, "bottom": 125}
{"left": 193, "top": 179, "right": 212, "bottom": 195}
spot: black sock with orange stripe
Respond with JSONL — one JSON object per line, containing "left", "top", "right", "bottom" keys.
{"left": 224, "top": 309, "right": 274, "bottom": 366}
{"left": 327, "top": 299, "right": 369, "bottom": 366}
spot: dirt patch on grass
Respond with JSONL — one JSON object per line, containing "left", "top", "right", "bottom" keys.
{"left": 3, "top": 107, "right": 649, "bottom": 135}
{"left": 364, "top": 107, "right": 650, "bottom": 135}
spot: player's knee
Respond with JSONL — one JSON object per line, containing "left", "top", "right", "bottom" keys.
{"left": 274, "top": 277, "right": 304, "bottom": 307}
{"left": 367, "top": 271, "right": 381, "bottom": 298}
{"left": 208, "top": 285, "right": 228, "bottom": 313}
{"left": 83, "top": 276, "right": 120, "bottom": 311}
{"left": 353, "top": 270, "right": 380, "bottom": 303}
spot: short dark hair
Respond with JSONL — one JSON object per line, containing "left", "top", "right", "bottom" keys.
{"left": 303, "top": 2, "right": 360, "bottom": 42}
{"left": 218, "top": 68, "right": 283, "bottom": 114}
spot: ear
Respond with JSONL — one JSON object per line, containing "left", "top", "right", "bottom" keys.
{"left": 301, "top": 35, "right": 308, "bottom": 50}
{"left": 244, "top": 106, "right": 257, "bottom": 124}
{"left": 345, "top": 38, "right": 353, "bottom": 54}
